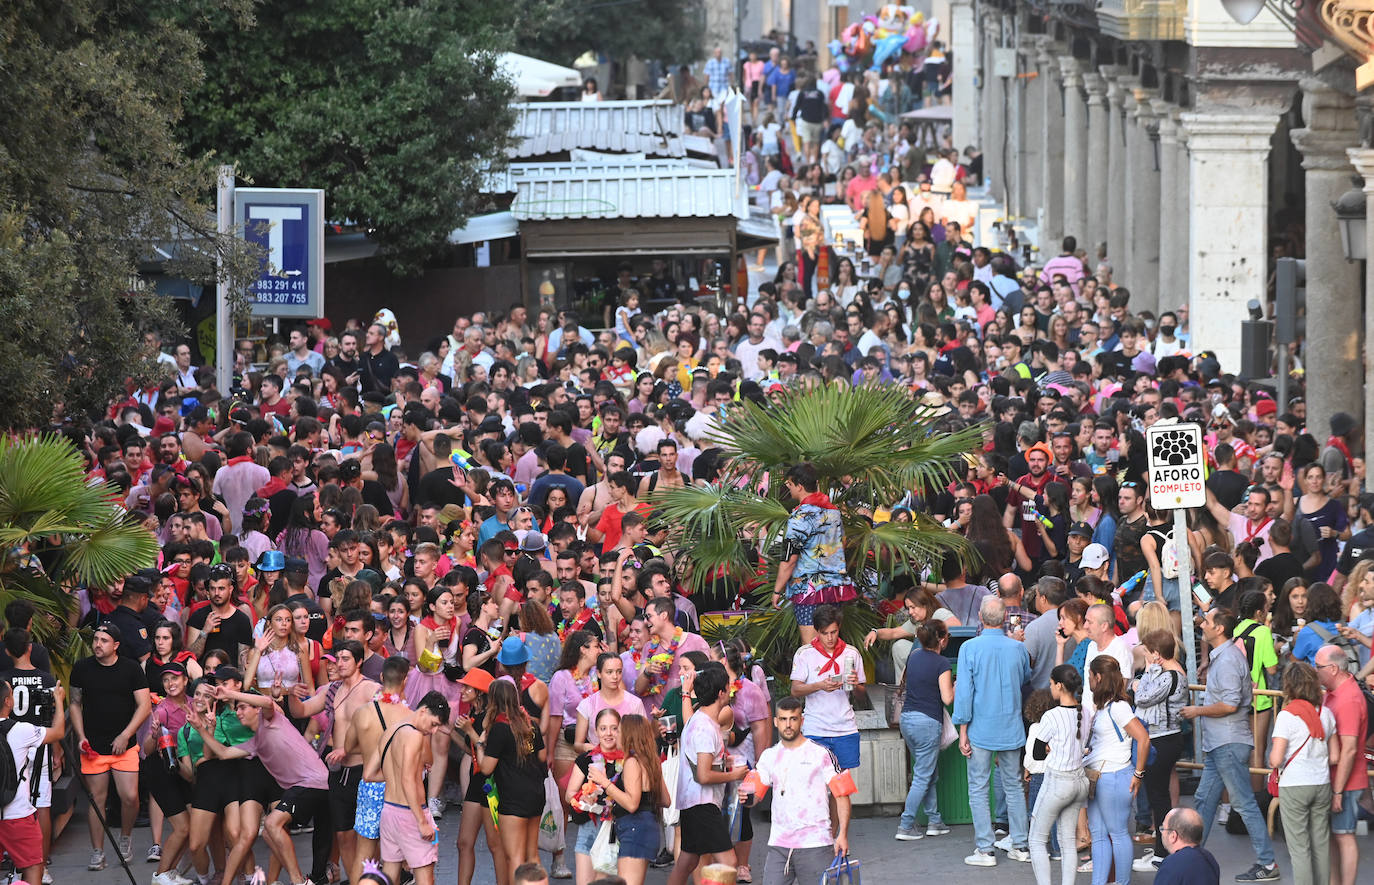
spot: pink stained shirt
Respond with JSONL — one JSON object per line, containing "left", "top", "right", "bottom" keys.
{"left": 239, "top": 704, "right": 330, "bottom": 791}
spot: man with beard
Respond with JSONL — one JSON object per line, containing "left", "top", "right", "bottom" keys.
{"left": 1003, "top": 442, "right": 1058, "bottom": 568}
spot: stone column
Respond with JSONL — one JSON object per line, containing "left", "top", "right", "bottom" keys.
{"left": 1129, "top": 89, "right": 1161, "bottom": 316}
{"left": 1084, "top": 73, "right": 1109, "bottom": 258}
{"left": 950, "top": 0, "right": 977, "bottom": 151}
{"left": 1155, "top": 106, "right": 1186, "bottom": 311}
{"left": 1015, "top": 35, "right": 1041, "bottom": 221}
{"left": 1037, "top": 39, "right": 1066, "bottom": 246}
{"left": 1103, "top": 68, "right": 1128, "bottom": 273}
{"left": 1060, "top": 57, "right": 1089, "bottom": 246}
{"left": 1291, "top": 81, "right": 1361, "bottom": 432}
{"left": 984, "top": 24, "right": 1007, "bottom": 205}
{"left": 1173, "top": 125, "right": 1191, "bottom": 318}
{"left": 1348, "top": 147, "right": 1374, "bottom": 435}
{"left": 1181, "top": 112, "right": 1281, "bottom": 370}
{"left": 1117, "top": 78, "right": 1141, "bottom": 288}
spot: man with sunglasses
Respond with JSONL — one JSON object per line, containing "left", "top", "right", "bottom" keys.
{"left": 186, "top": 563, "right": 253, "bottom": 662}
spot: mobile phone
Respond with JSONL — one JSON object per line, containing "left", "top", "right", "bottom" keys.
{"left": 1192, "top": 583, "right": 1213, "bottom": 606}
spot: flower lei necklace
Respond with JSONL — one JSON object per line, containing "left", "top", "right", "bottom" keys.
{"left": 644, "top": 627, "right": 684, "bottom": 690}
{"left": 376, "top": 690, "right": 407, "bottom": 706}
{"left": 558, "top": 607, "right": 597, "bottom": 642}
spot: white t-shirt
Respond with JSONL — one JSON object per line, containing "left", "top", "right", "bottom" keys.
{"left": 1085, "top": 700, "right": 1135, "bottom": 772}
{"left": 755, "top": 739, "right": 845, "bottom": 849}
{"left": 1272, "top": 707, "right": 1336, "bottom": 788}
{"left": 676, "top": 709, "right": 727, "bottom": 809}
{"left": 1083, "top": 636, "right": 1133, "bottom": 707}
{"left": 2, "top": 721, "right": 45, "bottom": 820}
{"left": 790, "top": 644, "right": 863, "bottom": 737}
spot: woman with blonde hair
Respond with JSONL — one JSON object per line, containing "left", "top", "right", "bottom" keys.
{"left": 1131, "top": 601, "right": 1179, "bottom": 671}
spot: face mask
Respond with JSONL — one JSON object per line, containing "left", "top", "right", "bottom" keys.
{"left": 1159, "top": 325, "right": 1175, "bottom": 336}
{"left": 898, "top": 288, "right": 911, "bottom": 299}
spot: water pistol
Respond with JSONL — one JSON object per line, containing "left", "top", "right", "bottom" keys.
{"left": 1118, "top": 570, "right": 1148, "bottom": 593}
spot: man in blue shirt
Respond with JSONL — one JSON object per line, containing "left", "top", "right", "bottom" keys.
{"left": 1154, "top": 808, "right": 1220, "bottom": 885}
{"left": 477, "top": 478, "right": 518, "bottom": 546}
{"left": 952, "top": 596, "right": 1031, "bottom": 866}
{"left": 702, "top": 47, "right": 732, "bottom": 97}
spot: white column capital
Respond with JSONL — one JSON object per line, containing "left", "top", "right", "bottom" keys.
{"left": 1155, "top": 105, "right": 1182, "bottom": 144}
{"left": 1082, "top": 73, "right": 1107, "bottom": 103}
{"left": 1347, "top": 147, "right": 1374, "bottom": 192}
{"left": 1291, "top": 128, "right": 1359, "bottom": 172}
{"left": 1058, "top": 55, "right": 1084, "bottom": 88}
{"left": 1034, "top": 36, "right": 1065, "bottom": 69}
{"left": 1131, "top": 88, "right": 1161, "bottom": 123}
{"left": 1180, "top": 113, "right": 1280, "bottom": 154}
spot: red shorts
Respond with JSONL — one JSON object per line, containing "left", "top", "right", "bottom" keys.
{"left": 0, "top": 814, "right": 42, "bottom": 869}
{"left": 81, "top": 746, "right": 139, "bottom": 775}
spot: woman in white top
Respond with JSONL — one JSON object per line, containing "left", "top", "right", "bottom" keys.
{"left": 1268, "top": 661, "right": 1337, "bottom": 885}
{"left": 1028, "top": 664, "right": 1091, "bottom": 885}
{"left": 1083, "top": 656, "right": 1149, "bottom": 885}
{"left": 243, "top": 604, "right": 313, "bottom": 698}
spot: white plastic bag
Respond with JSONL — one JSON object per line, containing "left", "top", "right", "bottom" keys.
{"left": 661, "top": 746, "right": 681, "bottom": 827}
{"left": 590, "top": 819, "right": 619, "bottom": 874}
{"left": 537, "top": 773, "right": 566, "bottom": 854}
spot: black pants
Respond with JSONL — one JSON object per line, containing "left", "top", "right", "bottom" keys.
{"left": 1144, "top": 731, "right": 1188, "bottom": 856}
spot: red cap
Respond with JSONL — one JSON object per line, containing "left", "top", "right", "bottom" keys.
{"left": 306, "top": 317, "right": 333, "bottom": 332}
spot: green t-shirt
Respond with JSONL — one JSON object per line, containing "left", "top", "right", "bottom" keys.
{"left": 214, "top": 708, "right": 254, "bottom": 746}
{"left": 1234, "top": 618, "right": 1278, "bottom": 711}
{"left": 176, "top": 723, "right": 205, "bottom": 767}
{"left": 662, "top": 686, "right": 684, "bottom": 738}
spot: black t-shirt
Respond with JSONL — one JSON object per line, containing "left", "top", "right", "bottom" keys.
{"left": 186, "top": 606, "right": 254, "bottom": 661}
{"left": 104, "top": 604, "right": 158, "bottom": 660}
{"left": 318, "top": 567, "right": 362, "bottom": 599}
{"left": 1113, "top": 515, "right": 1148, "bottom": 580}
{"left": 463, "top": 627, "right": 498, "bottom": 676}
{"left": 70, "top": 655, "right": 148, "bottom": 754}
{"left": 570, "top": 751, "right": 624, "bottom": 824}
{"left": 1256, "top": 552, "right": 1304, "bottom": 591}
{"left": 285, "top": 593, "right": 329, "bottom": 642}
{"left": 360, "top": 479, "right": 393, "bottom": 515}
{"left": 1206, "top": 470, "right": 1249, "bottom": 512}
{"left": 0, "top": 667, "right": 57, "bottom": 726}
{"left": 359, "top": 348, "right": 400, "bottom": 395}
{"left": 1337, "top": 526, "right": 1374, "bottom": 574}
{"left": 794, "top": 88, "right": 828, "bottom": 124}
{"left": 0, "top": 643, "right": 52, "bottom": 674}
{"left": 417, "top": 467, "right": 468, "bottom": 510}
{"left": 486, "top": 719, "right": 547, "bottom": 818}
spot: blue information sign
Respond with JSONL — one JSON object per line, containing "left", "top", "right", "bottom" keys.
{"left": 233, "top": 188, "right": 325, "bottom": 318}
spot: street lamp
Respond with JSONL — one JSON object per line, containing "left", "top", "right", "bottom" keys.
{"left": 1333, "top": 182, "right": 1367, "bottom": 262}
{"left": 1220, "top": 0, "right": 1265, "bottom": 23}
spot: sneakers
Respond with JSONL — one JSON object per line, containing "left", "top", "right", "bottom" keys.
{"left": 1215, "top": 802, "right": 1232, "bottom": 823}
{"left": 1076, "top": 857, "right": 1093, "bottom": 873}
{"left": 288, "top": 822, "right": 314, "bottom": 835}
{"left": 118, "top": 835, "right": 134, "bottom": 862}
{"left": 650, "top": 849, "right": 675, "bottom": 869}
{"left": 964, "top": 851, "right": 997, "bottom": 867}
{"left": 550, "top": 858, "right": 573, "bottom": 879}
{"left": 152, "top": 873, "right": 194, "bottom": 885}
{"left": 926, "top": 823, "right": 951, "bottom": 836}
{"left": 1049, "top": 851, "right": 1062, "bottom": 862}
{"left": 147, "top": 843, "right": 162, "bottom": 863}
{"left": 427, "top": 797, "right": 444, "bottom": 820}
{"left": 737, "top": 865, "right": 753, "bottom": 883}
{"left": 1235, "top": 863, "right": 1280, "bottom": 882}
{"left": 89, "top": 849, "right": 107, "bottom": 871}
{"left": 993, "top": 836, "right": 1012, "bottom": 852}
{"left": 994, "top": 823, "right": 1009, "bottom": 837}
{"left": 1133, "top": 850, "right": 1160, "bottom": 872}
{"left": 1005, "top": 848, "right": 1031, "bottom": 863}
{"left": 895, "top": 827, "right": 924, "bottom": 841}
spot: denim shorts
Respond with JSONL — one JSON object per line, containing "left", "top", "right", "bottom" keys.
{"left": 574, "top": 819, "right": 600, "bottom": 855}
{"left": 1331, "top": 789, "right": 1362, "bottom": 834}
{"left": 615, "top": 808, "right": 662, "bottom": 859}
{"left": 805, "top": 732, "right": 860, "bottom": 770}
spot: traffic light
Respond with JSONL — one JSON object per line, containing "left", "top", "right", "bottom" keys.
{"left": 1274, "top": 257, "right": 1306, "bottom": 345}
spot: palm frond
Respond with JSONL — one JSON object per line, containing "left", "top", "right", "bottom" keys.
{"left": 57, "top": 510, "right": 160, "bottom": 587}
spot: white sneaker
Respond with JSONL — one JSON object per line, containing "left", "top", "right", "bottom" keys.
{"left": 89, "top": 849, "right": 107, "bottom": 871}
{"left": 994, "top": 836, "right": 1012, "bottom": 852}
{"left": 1215, "top": 802, "right": 1232, "bottom": 823}
{"left": 119, "top": 834, "right": 134, "bottom": 862}
{"left": 1133, "top": 850, "right": 1160, "bottom": 873}
{"left": 427, "top": 796, "right": 444, "bottom": 819}
{"left": 41, "top": 869, "right": 52, "bottom": 885}
{"left": 926, "top": 823, "right": 951, "bottom": 836}
{"left": 1006, "top": 848, "right": 1031, "bottom": 863}
{"left": 964, "top": 851, "right": 997, "bottom": 867}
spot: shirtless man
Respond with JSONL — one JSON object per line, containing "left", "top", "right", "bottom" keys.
{"left": 286, "top": 640, "right": 379, "bottom": 882}
{"left": 577, "top": 450, "right": 627, "bottom": 533}
{"left": 349, "top": 656, "right": 413, "bottom": 885}
{"left": 379, "top": 691, "right": 452, "bottom": 885}
{"left": 637, "top": 437, "right": 687, "bottom": 497}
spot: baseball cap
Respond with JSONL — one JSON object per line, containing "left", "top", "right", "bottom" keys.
{"left": 477, "top": 415, "right": 505, "bottom": 435}
{"left": 208, "top": 666, "right": 244, "bottom": 685}
{"left": 1068, "top": 522, "right": 1094, "bottom": 539}
{"left": 1081, "top": 543, "right": 1109, "bottom": 570}
{"left": 519, "top": 530, "right": 547, "bottom": 553}
{"left": 160, "top": 660, "right": 189, "bottom": 679}
{"left": 283, "top": 557, "right": 309, "bottom": 575}
{"left": 306, "top": 317, "right": 333, "bottom": 332}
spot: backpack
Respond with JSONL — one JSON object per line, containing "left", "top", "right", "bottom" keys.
{"left": 1235, "top": 622, "right": 1269, "bottom": 692}
{"left": 0, "top": 719, "right": 26, "bottom": 808}
{"left": 1160, "top": 530, "right": 1180, "bottom": 580}
{"left": 1309, "top": 623, "right": 1361, "bottom": 674}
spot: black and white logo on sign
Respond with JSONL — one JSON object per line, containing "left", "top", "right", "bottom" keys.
{"left": 1151, "top": 428, "right": 1199, "bottom": 466}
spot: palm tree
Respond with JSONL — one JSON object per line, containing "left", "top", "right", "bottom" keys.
{"left": 0, "top": 435, "right": 160, "bottom": 681}
{"left": 649, "top": 383, "right": 983, "bottom": 679}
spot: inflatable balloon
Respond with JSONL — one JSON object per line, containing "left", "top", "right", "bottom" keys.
{"left": 872, "top": 32, "right": 908, "bottom": 70}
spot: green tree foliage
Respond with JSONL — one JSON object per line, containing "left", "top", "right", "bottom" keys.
{"left": 0, "top": 0, "right": 259, "bottom": 429}
{"left": 525, "top": 0, "right": 705, "bottom": 67}
{"left": 0, "top": 436, "right": 160, "bottom": 681}
{"left": 179, "top": 0, "right": 520, "bottom": 276}
{"left": 649, "top": 384, "right": 982, "bottom": 675}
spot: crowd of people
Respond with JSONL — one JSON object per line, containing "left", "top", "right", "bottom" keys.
{"left": 6, "top": 38, "right": 1374, "bottom": 882}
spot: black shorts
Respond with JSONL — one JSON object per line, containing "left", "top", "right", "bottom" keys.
{"left": 191, "top": 759, "right": 240, "bottom": 812}
{"left": 328, "top": 765, "right": 364, "bottom": 833}
{"left": 141, "top": 756, "right": 191, "bottom": 818}
{"left": 464, "top": 769, "right": 488, "bottom": 806}
{"left": 276, "top": 785, "right": 330, "bottom": 827}
{"left": 238, "top": 757, "right": 280, "bottom": 807}
{"left": 679, "top": 803, "right": 733, "bottom": 856}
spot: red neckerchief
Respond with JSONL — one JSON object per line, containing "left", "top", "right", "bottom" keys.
{"left": 226, "top": 455, "right": 255, "bottom": 467}
{"left": 494, "top": 713, "right": 510, "bottom": 724}
{"left": 256, "top": 476, "right": 289, "bottom": 498}
{"left": 592, "top": 747, "right": 626, "bottom": 762}
{"left": 558, "top": 607, "right": 596, "bottom": 642}
{"left": 1283, "top": 698, "right": 1325, "bottom": 739}
{"left": 798, "top": 492, "right": 837, "bottom": 511}
{"left": 1327, "top": 435, "right": 1353, "bottom": 466}
{"left": 811, "top": 637, "right": 847, "bottom": 675}
{"left": 519, "top": 672, "right": 538, "bottom": 692}
{"left": 1242, "top": 517, "right": 1272, "bottom": 544}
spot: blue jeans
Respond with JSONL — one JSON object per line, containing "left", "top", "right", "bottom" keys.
{"left": 1194, "top": 742, "right": 1275, "bottom": 866}
{"left": 898, "top": 711, "right": 943, "bottom": 829}
{"left": 1087, "top": 767, "right": 1134, "bottom": 885}
{"left": 967, "top": 746, "right": 1029, "bottom": 852}
{"left": 1027, "top": 773, "right": 1060, "bottom": 855}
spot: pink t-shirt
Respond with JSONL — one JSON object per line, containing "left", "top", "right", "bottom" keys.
{"left": 576, "top": 690, "right": 647, "bottom": 727}
{"left": 641, "top": 631, "right": 710, "bottom": 705}
{"left": 729, "top": 678, "right": 771, "bottom": 764}
{"left": 754, "top": 739, "right": 845, "bottom": 849}
{"left": 1324, "top": 676, "right": 1370, "bottom": 791}
{"left": 549, "top": 669, "right": 597, "bottom": 723}
{"left": 240, "top": 706, "right": 329, "bottom": 790}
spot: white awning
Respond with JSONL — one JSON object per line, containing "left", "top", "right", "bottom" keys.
{"left": 498, "top": 53, "right": 582, "bottom": 98}
{"left": 448, "top": 211, "right": 519, "bottom": 245}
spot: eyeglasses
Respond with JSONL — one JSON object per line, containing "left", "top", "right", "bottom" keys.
{"left": 1120, "top": 481, "right": 1141, "bottom": 489}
